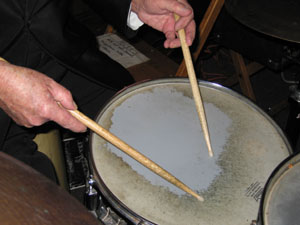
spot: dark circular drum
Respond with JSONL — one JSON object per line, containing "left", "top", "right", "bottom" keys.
{"left": 90, "top": 78, "right": 291, "bottom": 225}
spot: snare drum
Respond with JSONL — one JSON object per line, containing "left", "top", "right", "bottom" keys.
{"left": 258, "top": 153, "right": 300, "bottom": 225}
{"left": 90, "top": 79, "right": 292, "bottom": 225}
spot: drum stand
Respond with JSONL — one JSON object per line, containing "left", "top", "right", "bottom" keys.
{"left": 175, "top": 0, "right": 264, "bottom": 101}
{"left": 285, "top": 82, "right": 300, "bottom": 152}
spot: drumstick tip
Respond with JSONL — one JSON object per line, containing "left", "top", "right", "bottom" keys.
{"left": 195, "top": 194, "right": 204, "bottom": 202}
{"left": 189, "top": 189, "right": 204, "bottom": 202}
{"left": 208, "top": 145, "right": 214, "bottom": 157}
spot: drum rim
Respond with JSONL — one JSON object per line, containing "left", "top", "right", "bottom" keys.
{"left": 89, "top": 78, "right": 292, "bottom": 224}
{"left": 258, "top": 152, "right": 299, "bottom": 225}
{"left": 88, "top": 153, "right": 152, "bottom": 224}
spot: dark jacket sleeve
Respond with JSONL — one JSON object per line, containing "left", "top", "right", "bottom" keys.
{"left": 82, "top": 0, "right": 137, "bottom": 37}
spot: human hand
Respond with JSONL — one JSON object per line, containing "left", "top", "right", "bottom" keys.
{"left": 131, "top": 0, "right": 196, "bottom": 48}
{"left": 0, "top": 61, "right": 87, "bottom": 132}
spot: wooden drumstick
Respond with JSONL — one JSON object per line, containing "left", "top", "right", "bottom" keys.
{"left": 0, "top": 57, "right": 7, "bottom": 62}
{"left": 0, "top": 57, "right": 203, "bottom": 201}
{"left": 174, "top": 14, "right": 214, "bottom": 157}
{"left": 68, "top": 109, "right": 204, "bottom": 201}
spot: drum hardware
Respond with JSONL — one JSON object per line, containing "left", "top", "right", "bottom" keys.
{"left": 285, "top": 84, "right": 300, "bottom": 150}
{"left": 265, "top": 47, "right": 300, "bottom": 116}
{"left": 83, "top": 164, "right": 128, "bottom": 224}
{"left": 61, "top": 132, "right": 128, "bottom": 224}
{"left": 282, "top": 46, "right": 300, "bottom": 75}
{"left": 84, "top": 175, "right": 99, "bottom": 211}
{"left": 62, "top": 132, "right": 90, "bottom": 203}
{"left": 97, "top": 206, "right": 127, "bottom": 225}
{"left": 93, "top": 189, "right": 128, "bottom": 225}
{"left": 281, "top": 46, "right": 300, "bottom": 150}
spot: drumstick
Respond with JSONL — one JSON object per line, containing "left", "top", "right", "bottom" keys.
{"left": 174, "top": 14, "right": 214, "bottom": 157}
{"left": 0, "top": 57, "right": 204, "bottom": 200}
{"left": 0, "top": 57, "right": 7, "bottom": 62}
{"left": 68, "top": 109, "right": 204, "bottom": 201}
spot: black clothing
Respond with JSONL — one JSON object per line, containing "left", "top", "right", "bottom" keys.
{"left": 0, "top": 0, "right": 136, "bottom": 180}
{"left": 0, "top": 0, "right": 135, "bottom": 88}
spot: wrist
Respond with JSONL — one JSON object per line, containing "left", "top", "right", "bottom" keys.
{"left": 128, "top": 0, "right": 144, "bottom": 30}
{"left": 130, "top": 0, "right": 140, "bottom": 13}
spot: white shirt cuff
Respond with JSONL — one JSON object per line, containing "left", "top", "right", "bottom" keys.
{"left": 127, "top": 6, "right": 144, "bottom": 30}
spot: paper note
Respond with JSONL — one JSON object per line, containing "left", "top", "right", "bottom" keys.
{"left": 96, "top": 33, "right": 149, "bottom": 68}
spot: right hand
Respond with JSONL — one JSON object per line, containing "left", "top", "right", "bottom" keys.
{"left": 131, "top": 0, "right": 196, "bottom": 48}
{"left": 0, "top": 61, "right": 87, "bottom": 132}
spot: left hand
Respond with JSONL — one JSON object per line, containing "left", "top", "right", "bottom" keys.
{"left": 0, "top": 61, "right": 87, "bottom": 133}
{"left": 131, "top": 0, "right": 196, "bottom": 48}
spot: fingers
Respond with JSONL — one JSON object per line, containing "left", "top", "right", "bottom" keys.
{"left": 159, "top": 1, "right": 195, "bottom": 48}
{"left": 51, "top": 103, "right": 87, "bottom": 133}
{"left": 164, "top": 38, "right": 181, "bottom": 49}
{"left": 24, "top": 98, "right": 87, "bottom": 133}
{"left": 132, "top": 0, "right": 195, "bottom": 48}
{"left": 167, "top": 17, "right": 196, "bottom": 48}
{"left": 184, "top": 20, "right": 196, "bottom": 46}
{"left": 164, "top": 29, "right": 176, "bottom": 48}
{"left": 174, "top": 13, "right": 194, "bottom": 32}
{"left": 47, "top": 81, "right": 87, "bottom": 132}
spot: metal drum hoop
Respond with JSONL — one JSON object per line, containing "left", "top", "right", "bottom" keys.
{"left": 258, "top": 152, "right": 300, "bottom": 225}
{"left": 89, "top": 78, "right": 292, "bottom": 225}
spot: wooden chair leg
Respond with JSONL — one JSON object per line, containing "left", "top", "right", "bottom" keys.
{"left": 105, "top": 24, "right": 116, "bottom": 34}
{"left": 176, "top": 0, "right": 225, "bottom": 77}
{"left": 230, "top": 50, "right": 256, "bottom": 101}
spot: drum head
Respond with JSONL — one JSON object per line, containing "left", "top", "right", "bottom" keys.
{"left": 262, "top": 153, "right": 300, "bottom": 225}
{"left": 91, "top": 79, "right": 291, "bottom": 225}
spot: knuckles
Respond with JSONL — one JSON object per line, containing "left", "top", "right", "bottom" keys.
{"left": 26, "top": 104, "right": 52, "bottom": 126}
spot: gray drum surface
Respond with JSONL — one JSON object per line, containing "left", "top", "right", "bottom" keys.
{"left": 263, "top": 154, "right": 300, "bottom": 225}
{"left": 91, "top": 79, "right": 291, "bottom": 225}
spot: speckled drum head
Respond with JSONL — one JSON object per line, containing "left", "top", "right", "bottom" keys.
{"left": 259, "top": 153, "right": 300, "bottom": 225}
{"left": 90, "top": 79, "right": 291, "bottom": 225}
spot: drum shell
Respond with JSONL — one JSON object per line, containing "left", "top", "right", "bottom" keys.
{"left": 89, "top": 78, "right": 292, "bottom": 225}
{"left": 257, "top": 153, "right": 300, "bottom": 225}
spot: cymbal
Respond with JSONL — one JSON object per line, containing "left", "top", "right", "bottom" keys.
{"left": 225, "top": 0, "right": 300, "bottom": 43}
{"left": 0, "top": 152, "right": 102, "bottom": 225}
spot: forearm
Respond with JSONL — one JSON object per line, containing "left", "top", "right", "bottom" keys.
{"left": 0, "top": 60, "right": 15, "bottom": 110}
{"left": 127, "top": 4, "right": 144, "bottom": 31}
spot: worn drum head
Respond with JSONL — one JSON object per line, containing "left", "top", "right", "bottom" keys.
{"left": 262, "top": 153, "right": 300, "bottom": 225}
{"left": 91, "top": 79, "right": 291, "bottom": 225}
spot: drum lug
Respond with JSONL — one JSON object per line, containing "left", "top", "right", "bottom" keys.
{"left": 98, "top": 206, "right": 127, "bottom": 225}
{"left": 84, "top": 175, "right": 99, "bottom": 211}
